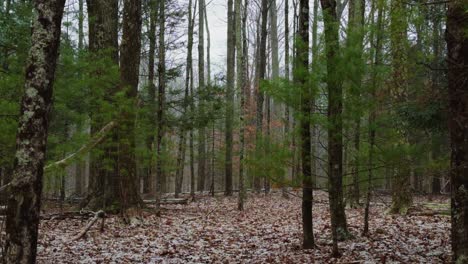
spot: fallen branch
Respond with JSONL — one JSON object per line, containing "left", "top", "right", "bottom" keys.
{"left": 70, "top": 210, "right": 105, "bottom": 241}
{"left": 144, "top": 198, "right": 189, "bottom": 205}
{"left": 0, "top": 183, "right": 11, "bottom": 193}
{"left": 45, "top": 121, "right": 117, "bottom": 173}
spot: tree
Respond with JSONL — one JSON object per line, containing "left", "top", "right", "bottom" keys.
{"left": 225, "top": 0, "right": 235, "bottom": 196}
{"left": 363, "top": 0, "right": 384, "bottom": 236}
{"left": 155, "top": 0, "right": 166, "bottom": 214}
{"left": 3, "top": 0, "right": 65, "bottom": 262}
{"left": 346, "top": 0, "right": 365, "bottom": 208}
{"left": 118, "top": 0, "right": 143, "bottom": 210}
{"left": 198, "top": 0, "right": 206, "bottom": 192}
{"left": 255, "top": 0, "right": 268, "bottom": 192}
{"left": 388, "top": 0, "right": 412, "bottom": 215}
{"left": 176, "top": 0, "right": 195, "bottom": 198}
{"left": 85, "top": 0, "right": 120, "bottom": 210}
{"left": 297, "top": 0, "right": 314, "bottom": 250}
{"left": 446, "top": 0, "right": 468, "bottom": 261}
{"left": 146, "top": 0, "right": 158, "bottom": 195}
{"left": 320, "top": 0, "right": 349, "bottom": 256}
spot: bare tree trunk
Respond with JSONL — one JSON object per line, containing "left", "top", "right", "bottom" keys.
{"left": 311, "top": 0, "right": 319, "bottom": 188}
{"left": 225, "top": 0, "right": 235, "bottom": 196}
{"left": 177, "top": 0, "right": 196, "bottom": 199}
{"left": 363, "top": 0, "right": 384, "bottom": 236}
{"left": 155, "top": 0, "right": 166, "bottom": 214}
{"left": 189, "top": 0, "right": 197, "bottom": 199}
{"left": 238, "top": 0, "right": 248, "bottom": 211}
{"left": 320, "top": 0, "right": 349, "bottom": 256}
{"left": 85, "top": 0, "right": 120, "bottom": 210}
{"left": 3, "top": 1, "right": 65, "bottom": 262}
{"left": 282, "top": 0, "right": 290, "bottom": 198}
{"left": 447, "top": 0, "right": 468, "bottom": 261}
{"left": 118, "top": 0, "right": 143, "bottom": 210}
{"left": 296, "top": 0, "right": 314, "bottom": 250}
{"left": 197, "top": 0, "right": 206, "bottom": 193}
{"left": 254, "top": 0, "right": 268, "bottom": 193}
{"left": 146, "top": 0, "right": 158, "bottom": 195}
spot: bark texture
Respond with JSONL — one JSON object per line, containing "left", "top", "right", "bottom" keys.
{"left": 297, "top": 0, "right": 314, "bottom": 250}
{"left": 320, "top": 0, "right": 349, "bottom": 255}
{"left": 446, "top": 0, "right": 468, "bottom": 262}
{"left": 3, "top": 0, "right": 65, "bottom": 262}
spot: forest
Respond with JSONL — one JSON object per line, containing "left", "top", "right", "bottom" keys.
{"left": 0, "top": 0, "right": 466, "bottom": 263}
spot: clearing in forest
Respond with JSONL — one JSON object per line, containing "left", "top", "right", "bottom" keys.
{"left": 36, "top": 191, "right": 450, "bottom": 263}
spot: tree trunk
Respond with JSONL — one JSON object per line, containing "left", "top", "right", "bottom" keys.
{"left": 363, "top": 0, "right": 384, "bottom": 236}
{"left": 177, "top": 0, "right": 196, "bottom": 199}
{"left": 197, "top": 0, "right": 206, "bottom": 193}
{"left": 296, "top": 0, "right": 314, "bottom": 250}
{"left": 346, "top": 0, "right": 365, "bottom": 208}
{"left": 146, "top": 0, "right": 158, "bottom": 195}
{"left": 255, "top": 0, "right": 268, "bottom": 193}
{"left": 282, "top": 0, "right": 290, "bottom": 198}
{"left": 189, "top": 0, "right": 197, "bottom": 198}
{"left": 311, "top": 0, "right": 319, "bottom": 188}
{"left": 446, "top": 0, "right": 468, "bottom": 261}
{"left": 225, "top": 0, "right": 235, "bottom": 196}
{"left": 118, "top": 0, "right": 143, "bottom": 210}
{"left": 320, "top": 0, "right": 349, "bottom": 255}
{"left": 238, "top": 0, "right": 248, "bottom": 211}
{"left": 388, "top": 0, "right": 412, "bottom": 215}
{"left": 155, "top": 0, "right": 166, "bottom": 214}
{"left": 3, "top": 1, "right": 65, "bottom": 262}
{"left": 85, "top": 0, "right": 120, "bottom": 210}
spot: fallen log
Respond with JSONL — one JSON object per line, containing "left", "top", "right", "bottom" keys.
{"left": 144, "top": 198, "right": 189, "bottom": 205}
{"left": 70, "top": 210, "right": 105, "bottom": 241}
{"left": 41, "top": 211, "right": 95, "bottom": 220}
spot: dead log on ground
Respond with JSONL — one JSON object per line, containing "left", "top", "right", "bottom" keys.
{"left": 144, "top": 198, "right": 189, "bottom": 205}
{"left": 70, "top": 210, "right": 105, "bottom": 241}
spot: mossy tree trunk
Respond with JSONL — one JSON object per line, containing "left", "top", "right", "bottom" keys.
{"left": 3, "top": 0, "right": 65, "bottom": 262}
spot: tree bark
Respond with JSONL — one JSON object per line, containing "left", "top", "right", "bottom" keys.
{"left": 3, "top": 1, "right": 65, "bottom": 262}
{"left": 320, "top": 0, "right": 349, "bottom": 255}
{"left": 297, "top": 0, "right": 314, "bottom": 250}
{"left": 388, "top": 0, "right": 412, "bottom": 215}
{"left": 85, "top": 0, "right": 120, "bottom": 210}
{"left": 254, "top": 0, "right": 268, "bottom": 193}
{"left": 118, "top": 0, "right": 143, "bottom": 210}
{"left": 155, "top": 0, "right": 166, "bottom": 214}
{"left": 197, "top": 0, "right": 206, "bottom": 193}
{"left": 346, "top": 0, "right": 365, "bottom": 208}
{"left": 225, "top": 0, "right": 235, "bottom": 196}
{"left": 238, "top": 0, "right": 248, "bottom": 211}
{"left": 446, "top": 0, "right": 468, "bottom": 261}
{"left": 146, "top": 0, "right": 158, "bottom": 195}
{"left": 363, "top": 0, "right": 384, "bottom": 236}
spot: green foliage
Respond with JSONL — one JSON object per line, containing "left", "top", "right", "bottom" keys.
{"left": 245, "top": 135, "right": 291, "bottom": 186}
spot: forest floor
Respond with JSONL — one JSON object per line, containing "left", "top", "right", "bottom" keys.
{"left": 35, "top": 191, "right": 450, "bottom": 263}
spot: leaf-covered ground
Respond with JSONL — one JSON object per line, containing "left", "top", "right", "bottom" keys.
{"left": 36, "top": 191, "right": 451, "bottom": 263}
